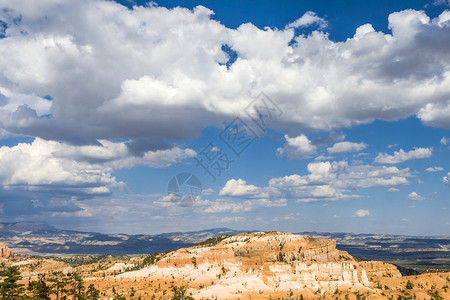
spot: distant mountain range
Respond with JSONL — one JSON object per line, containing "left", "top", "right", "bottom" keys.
{"left": 300, "top": 231, "right": 450, "bottom": 262}
{"left": 1, "top": 222, "right": 449, "bottom": 265}
{"left": 0, "top": 222, "right": 243, "bottom": 256}
{"left": 0, "top": 221, "right": 57, "bottom": 233}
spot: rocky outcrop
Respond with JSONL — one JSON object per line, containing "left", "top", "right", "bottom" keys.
{"left": 133, "top": 232, "right": 402, "bottom": 298}
{"left": 0, "top": 242, "right": 17, "bottom": 259}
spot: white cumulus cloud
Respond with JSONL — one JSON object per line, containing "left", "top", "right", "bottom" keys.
{"left": 327, "top": 141, "right": 368, "bottom": 154}
{"left": 203, "top": 198, "right": 287, "bottom": 213}
{"left": 425, "top": 166, "right": 444, "bottom": 172}
{"left": 219, "top": 179, "right": 265, "bottom": 197}
{"left": 0, "top": 139, "right": 118, "bottom": 195}
{"left": 408, "top": 191, "right": 425, "bottom": 201}
{"left": 277, "top": 134, "right": 317, "bottom": 159}
{"left": 286, "top": 11, "right": 327, "bottom": 29}
{"left": 0, "top": 138, "right": 195, "bottom": 201}
{"left": 229, "top": 160, "right": 413, "bottom": 202}
{"left": 374, "top": 148, "right": 432, "bottom": 164}
{"left": 354, "top": 209, "right": 370, "bottom": 218}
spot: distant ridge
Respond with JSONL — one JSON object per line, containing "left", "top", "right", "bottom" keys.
{"left": 0, "top": 221, "right": 57, "bottom": 233}
{"left": 158, "top": 227, "right": 246, "bottom": 237}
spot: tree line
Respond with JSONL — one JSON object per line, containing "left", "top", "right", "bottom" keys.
{"left": 0, "top": 266, "right": 101, "bottom": 300}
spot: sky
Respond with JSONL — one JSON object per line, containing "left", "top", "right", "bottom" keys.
{"left": 0, "top": 0, "right": 449, "bottom": 236}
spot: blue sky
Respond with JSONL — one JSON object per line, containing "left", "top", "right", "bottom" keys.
{"left": 0, "top": 0, "right": 449, "bottom": 235}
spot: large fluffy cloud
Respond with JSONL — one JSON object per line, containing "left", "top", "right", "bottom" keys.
{"left": 0, "top": 139, "right": 118, "bottom": 196}
{"left": 0, "top": 138, "right": 195, "bottom": 215}
{"left": 0, "top": 1, "right": 450, "bottom": 143}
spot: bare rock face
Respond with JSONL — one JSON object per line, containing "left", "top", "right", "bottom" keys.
{"left": 133, "top": 232, "right": 401, "bottom": 298}
{"left": 0, "top": 242, "right": 17, "bottom": 259}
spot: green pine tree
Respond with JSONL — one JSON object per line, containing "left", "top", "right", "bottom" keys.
{"left": 170, "top": 285, "right": 194, "bottom": 300}
{"left": 69, "top": 272, "right": 86, "bottom": 300}
{"left": 406, "top": 280, "right": 414, "bottom": 289}
{"left": 86, "top": 284, "right": 100, "bottom": 300}
{"left": 48, "top": 271, "right": 70, "bottom": 300}
{"left": 28, "top": 273, "right": 50, "bottom": 300}
{"left": 0, "top": 266, "right": 25, "bottom": 300}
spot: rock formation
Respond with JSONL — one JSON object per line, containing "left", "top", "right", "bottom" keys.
{"left": 0, "top": 242, "right": 17, "bottom": 259}
{"left": 5, "top": 232, "right": 449, "bottom": 299}
{"left": 119, "top": 232, "right": 401, "bottom": 298}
